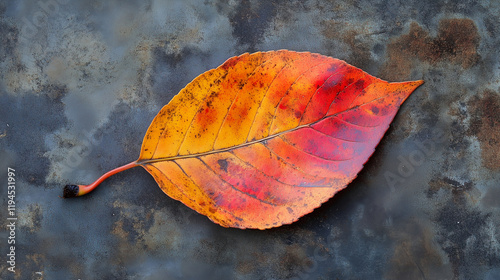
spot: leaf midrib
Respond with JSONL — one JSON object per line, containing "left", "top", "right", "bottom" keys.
{"left": 136, "top": 97, "right": 380, "bottom": 166}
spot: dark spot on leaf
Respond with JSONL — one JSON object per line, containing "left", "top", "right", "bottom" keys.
{"left": 217, "top": 158, "right": 229, "bottom": 172}
{"left": 354, "top": 79, "right": 365, "bottom": 89}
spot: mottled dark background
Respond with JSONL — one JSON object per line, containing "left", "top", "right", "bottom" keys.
{"left": 1, "top": 0, "right": 499, "bottom": 279}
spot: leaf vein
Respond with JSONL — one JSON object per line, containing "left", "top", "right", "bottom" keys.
{"left": 170, "top": 160, "right": 247, "bottom": 221}
{"left": 213, "top": 61, "right": 263, "bottom": 149}
{"left": 298, "top": 63, "right": 345, "bottom": 124}
{"left": 196, "top": 157, "right": 278, "bottom": 206}
{"left": 245, "top": 60, "right": 293, "bottom": 142}
{"left": 310, "top": 124, "right": 365, "bottom": 143}
{"left": 175, "top": 72, "right": 229, "bottom": 156}
{"left": 323, "top": 79, "right": 359, "bottom": 119}
{"left": 268, "top": 61, "right": 330, "bottom": 135}
{"left": 277, "top": 135, "right": 354, "bottom": 162}
{"left": 147, "top": 162, "right": 240, "bottom": 221}
{"left": 229, "top": 150, "right": 329, "bottom": 188}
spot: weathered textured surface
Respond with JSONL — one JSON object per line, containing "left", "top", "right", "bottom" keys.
{"left": 0, "top": 0, "right": 499, "bottom": 279}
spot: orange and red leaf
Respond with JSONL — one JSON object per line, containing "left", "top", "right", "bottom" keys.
{"left": 137, "top": 50, "right": 423, "bottom": 229}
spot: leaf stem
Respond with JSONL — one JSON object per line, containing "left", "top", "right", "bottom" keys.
{"left": 63, "top": 161, "right": 139, "bottom": 198}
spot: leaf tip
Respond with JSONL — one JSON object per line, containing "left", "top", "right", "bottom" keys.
{"left": 404, "top": 79, "right": 424, "bottom": 98}
{"left": 396, "top": 79, "right": 424, "bottom": 90}
{"left": 411, "top": 79, "right": 425, "bottom": 88}
{"left": 385, "top": 79, "right": 424, "bottom": 103}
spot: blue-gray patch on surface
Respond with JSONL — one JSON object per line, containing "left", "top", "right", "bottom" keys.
{"left": 1, "top": 0, "right": 500, "bottom": 279}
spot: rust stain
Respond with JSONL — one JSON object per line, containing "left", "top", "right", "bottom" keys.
{"left": 110, "top": 200, "right": 183, "bottom": 267}
{"left": 111, "top": 219, "right": 130, "bottom": 240}
{"left": 468, "top": 90, "right": 500, "bottom": 170}
{"left": 426, "top": 175, "right": 495, "bottom": 279}
{"left": 278, "top": 243, "right": 312, "bottom": 278}
{"left": 26, "top": 254, "right": 45, "bottom": 279}
{"left": 233, "top": 229, "right": 320, "bottom": 277}
{"left": 234, "top": 247, "right": 270, "bottom": 276}
{"left": 386, "top": 223, "right": 452, "bottom": 280}
{"left": 110, "top": 201, "right": 149, "bottom": 266}
{"left": 321, "top": 20, "right": 372, "bottom": 67}
{"left": 236, "top": 259, "right": 256, "bottom": 275}
{"left": 18, "top": 204, "right": 43, "bottom": 233}
{"left": 381, "top": 18, "right": 480, "bottom": 80}
{"left": 427, "top": 177, "right": 480, "bottom": 205}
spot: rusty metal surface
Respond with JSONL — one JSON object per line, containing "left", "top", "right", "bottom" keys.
{"left": 1, "top": 0, "right": 500, "bottom": 279}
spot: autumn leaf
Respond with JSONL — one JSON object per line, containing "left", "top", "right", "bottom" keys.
{"left": 63, "top": 50, "right": 423, "bottom": 229}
